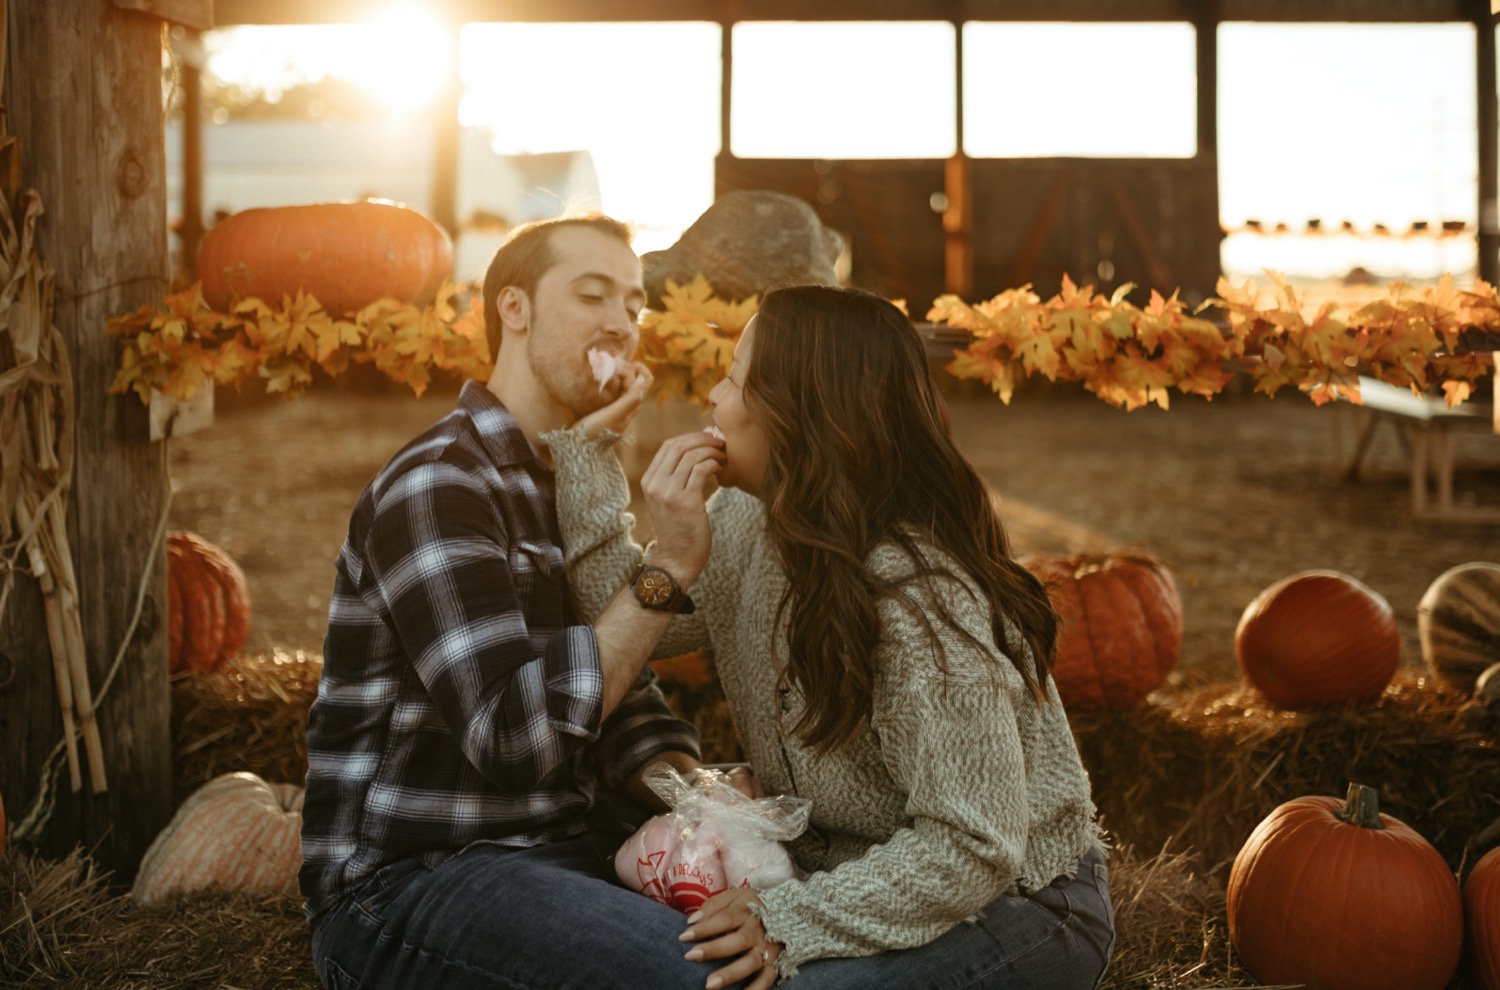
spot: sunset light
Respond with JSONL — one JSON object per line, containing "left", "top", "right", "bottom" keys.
{"left": 192, "top": 18, "right": 1487, "bottom": 280}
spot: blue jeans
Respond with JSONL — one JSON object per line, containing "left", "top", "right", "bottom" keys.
{"left": 310, "top": 841, "right": 1113, "bottom": 990}
{"left": 784, "top": 846, "right": 1115, "bottom": 990}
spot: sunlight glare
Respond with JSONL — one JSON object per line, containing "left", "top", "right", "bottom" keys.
{"left": 338, "top": 5, "right": 452, "bottom": 109}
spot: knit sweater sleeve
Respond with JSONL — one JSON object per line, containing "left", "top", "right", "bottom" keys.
{"left": 754, "top": 570, "right": 1043, "bottom": 975}
{"left": 542, "top": 425, "right": 710, "bottom": 659}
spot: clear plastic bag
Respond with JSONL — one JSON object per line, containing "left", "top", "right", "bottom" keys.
{"left": 614, "top": 764, "right": 812, "bottom": 913}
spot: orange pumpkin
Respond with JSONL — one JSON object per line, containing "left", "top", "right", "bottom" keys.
{"left": 1235, "top": 570, "right": 1398, "bottom": 710}
{"left": 197, "top": 199, "right": 453, "bottom": 316}
{"left": 1227, "top": 783, "right": 1463, "bottom": 990}
{"left": 131, "top": 772, "right": 304, "bottom": 906}
{"left": 652, "top": 651, "right": 714, "bottom": 689}
{"left": 167, "top": 531, "right": 251, "bottom": 673}
{"left": 1021, "top": 552, "right": 1183, "bottom": 709}
{"left": 1468, "top": 846, "right": 1500, "bottom": 990}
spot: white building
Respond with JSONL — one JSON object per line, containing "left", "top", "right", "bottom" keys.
{"left": 165, "top": 118, "right": 601, "bottom": 283}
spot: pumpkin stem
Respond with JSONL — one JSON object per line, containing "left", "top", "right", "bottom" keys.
{"left": 1334, "top": 782, "right": 1386, "bottom": 830}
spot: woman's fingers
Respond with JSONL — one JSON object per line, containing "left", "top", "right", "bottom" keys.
{"left": 687, "top": 927, "right": 756, "bottom": 961}
{"left": 725, "top": 767, "right": 763, "bottom": 799}
{"left": 746, "top": 963, "right": 778, "bottom": 990}
{"left": 703, "top": 949, "right": 770, "bottom": 990}
{"left": 577, "top": 362, "right": 654, "bottom": 439}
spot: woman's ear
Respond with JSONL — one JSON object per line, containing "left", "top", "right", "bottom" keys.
{"left": 496, "top": 286, "right": 531, "bottom": 335}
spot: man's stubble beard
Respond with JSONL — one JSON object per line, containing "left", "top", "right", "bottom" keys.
{"left": 525, "top": 318, "right": 613, "bottom": 421}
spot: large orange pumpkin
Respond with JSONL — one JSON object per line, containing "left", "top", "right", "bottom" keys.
{"left": 1235, "top": 570, "right": 1399, "bottom": 710}
{"left": 1227, "top": 783, "right": 1463, "bottom": 990}
{"left": 197, "top": 199, "right": 453, "bottom": 316}
{"left": 131, "top": 772, "right": 304, "bottom": 906}
{"left": 1468, "top": 846, "right": 1500, "bottom": 990}
{"left": 1021, "top": 552, "right": 1183, "bottom": 709}
{"left": 167, "top": 531, "right": 251, "bottom": 674}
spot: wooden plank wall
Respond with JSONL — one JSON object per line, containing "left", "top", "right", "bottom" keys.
{"left": 718, "top": 156, "right": 1222, "bottom": 313}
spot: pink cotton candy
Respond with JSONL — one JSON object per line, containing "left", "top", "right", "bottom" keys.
{"left": 704, "top": 426, "right": 725, "bottom": 441}
{"left": 614, "top": 815, "right": 733, "bottom": 913}
{"left": 587, "top": 348, "right": 623, "bottom": 392}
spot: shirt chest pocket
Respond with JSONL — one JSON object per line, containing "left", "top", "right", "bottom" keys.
{"left": 508, "top": 540, "right": 567, "bottom": 616}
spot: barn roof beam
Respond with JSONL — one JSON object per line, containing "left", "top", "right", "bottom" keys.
{"left": 212, "top": 0, "right": 1486, "bottom": 27}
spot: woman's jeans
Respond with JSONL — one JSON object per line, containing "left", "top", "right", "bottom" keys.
{"left": 309, "top": 840, "right": 1114, "bottom": 990}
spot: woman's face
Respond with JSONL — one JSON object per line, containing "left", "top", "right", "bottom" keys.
{"left": 708, "top": 316, "right": 771, "bottom": 497}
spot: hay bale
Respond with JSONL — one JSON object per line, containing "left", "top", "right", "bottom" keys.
{"left": 0, "top": 848, "right": 316, "bottom": 988}
{"left": 1071, "top": 670, "right": 1500, "bottom": 872}
{"left": 171, "top": 650, "right": 748, "bottom": 797}
{"left": 172, "top": 650, "right": 321, "bottom": 803}
{"left": 1100, "top": 843, "right": 1265, "bottom": 990}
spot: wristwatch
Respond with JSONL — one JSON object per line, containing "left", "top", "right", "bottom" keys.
{"left": 629, "top": 563, "right": 696, "bottom": 614}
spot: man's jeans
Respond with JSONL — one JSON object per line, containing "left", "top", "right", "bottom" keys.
{"left": 309, "top": 840, "right": 1114, "bottom": 990}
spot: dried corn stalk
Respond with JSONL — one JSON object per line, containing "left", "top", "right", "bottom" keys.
{"left": 0, "top": 0, "right": 106, "bottom": 795}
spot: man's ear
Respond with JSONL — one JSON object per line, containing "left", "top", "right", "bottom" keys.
{"left": 496, "top": 286, "right": 531, "bottom": 335}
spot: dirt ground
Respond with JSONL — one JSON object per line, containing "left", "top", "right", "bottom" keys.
{"left": 167, "top": 369, "right": 1500, "bottom": 688}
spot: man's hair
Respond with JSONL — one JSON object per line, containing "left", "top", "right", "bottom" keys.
{"left": 480, "top": 213, "right": 634, "bottom": 363}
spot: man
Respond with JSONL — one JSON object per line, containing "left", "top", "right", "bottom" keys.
{"left": 300, "top": 215, "right": 722, "bottom": 989}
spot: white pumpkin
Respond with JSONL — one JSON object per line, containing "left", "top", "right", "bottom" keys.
{"left": 132, "top": 771, "right": 304, "bottom": 906}
{"left": 1418, "top": 562, "right": 1500, "bottom": 694}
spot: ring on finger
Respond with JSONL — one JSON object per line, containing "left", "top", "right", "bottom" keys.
{"left": 759, "top": 947, "right": 770, "bottom": 963}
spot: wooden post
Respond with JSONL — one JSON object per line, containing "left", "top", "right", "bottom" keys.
{"left": 3, "top": 0, "right": 173, "bottom": 881}
{"left": 428, "top": 19, "right": 461, "bottom": 236}
{"left": 943, "top": 21, "right": 972, "bottom": 298}
{"left": 179, "top": 35, "right": 204, "bottom": 283}
{"left": 1195, "top": 3, "right": 1223, "bottom": 298}
{"left": 1476, "top": 5, "right": 1499, "bottom": 287}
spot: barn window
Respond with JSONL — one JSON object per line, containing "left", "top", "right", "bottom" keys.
{"left": 730, "top": 21, "right": 958, "bottom": 159}
{"left": 962, "top": 22, "right": 1197, "bottom": 159}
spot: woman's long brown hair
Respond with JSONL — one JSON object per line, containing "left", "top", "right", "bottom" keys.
{"left": 745, "top": 285, "right": 1060, "bottom": 753}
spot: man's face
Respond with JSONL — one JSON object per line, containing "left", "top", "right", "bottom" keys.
{"left": 523, "top": 226, "right": 645, "bottom": 419}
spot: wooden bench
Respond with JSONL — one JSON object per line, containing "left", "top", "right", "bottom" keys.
{"left": 1337, "top": 373, "right": 1499, "bottom": 522}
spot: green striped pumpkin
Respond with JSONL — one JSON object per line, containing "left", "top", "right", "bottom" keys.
{"left": 1417, "top": 562, "right": 1500, "bottom": 694}
{"left": 131, "top": 772, "right": 303, "bottom": 906}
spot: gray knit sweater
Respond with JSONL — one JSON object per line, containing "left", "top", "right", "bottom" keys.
{"left": 543, "top": 427, "right": 1105, "bottom": 978}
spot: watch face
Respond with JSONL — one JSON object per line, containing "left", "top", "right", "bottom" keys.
{"left": 637, "top": 568, "right": 675, "bottom": 606}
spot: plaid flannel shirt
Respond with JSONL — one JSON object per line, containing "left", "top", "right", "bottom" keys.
{"left": 299, "top": 381, "right": 699, "bottom": 919}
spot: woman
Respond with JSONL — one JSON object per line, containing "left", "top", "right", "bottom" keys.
{"left": 544, "top": 285, "right": 1113, "bottom": 990}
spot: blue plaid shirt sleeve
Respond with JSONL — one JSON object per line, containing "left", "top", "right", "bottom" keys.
{"left": 594, "top": 665, "right": 701, "bottom": 791}
{"left": 363, "top": 458, "right": 606, "bottom": 791}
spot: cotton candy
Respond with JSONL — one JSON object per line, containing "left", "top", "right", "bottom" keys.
{"left": 613, "top": 765, "right": 811, "bottom": 913}
{"left": 587, "top": 347, "right": 623, "bottom": 392}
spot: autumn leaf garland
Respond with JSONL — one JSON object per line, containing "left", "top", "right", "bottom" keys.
{"left": 107, "top": 271, "right": 1494, "bottom": 412}
{"left": 636, "top": 274, "right": 757, "bottom": 406}
{"left": 107, "top": 280, "right": 491, "bottom": 403}
{"left": 934, "top": 272, "right": 1498, "bottom": 411}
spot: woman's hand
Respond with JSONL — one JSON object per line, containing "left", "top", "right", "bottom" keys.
{"left": 679, "top": 887, "right": 782, "bottom": 990}
{"left": 576, "top": 361, "right": 653, "bottom": 440}
{"left": 640, "top": 431, "right": 725, "bottom": 582}
{"left": 723, "top": 765, "right": 764, "bottom": 800}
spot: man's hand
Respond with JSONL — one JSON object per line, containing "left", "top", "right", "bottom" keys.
{"left": 641, "top": 432, "right": 725, "bottom": 583}
{"left": 577, "top": 361, "right": 653, "bottom": 440}
{"left": 623, "top": 752, "right": 703, "bottom": 813}
{"left": 680, "top": 887, "right": 781, "bottom": 990}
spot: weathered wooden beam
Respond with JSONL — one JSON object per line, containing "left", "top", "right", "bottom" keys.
{"left": 4, "top": 0, "right": 173, "bottom": 881}
{"left": 211, "top": 0, "right": 1477, "bottom": 26}
{"left": 1477, "top": 1, "right": 1499, "bottom": 286}
{"left": 113, "top": 0, "right": 212, "bottom": 31}
{"left": 428, "top": 20, "right": 462, "bottom": 235}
